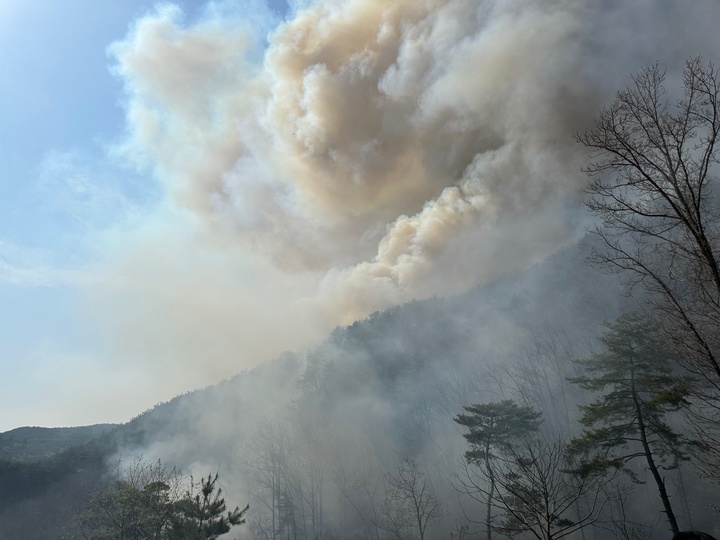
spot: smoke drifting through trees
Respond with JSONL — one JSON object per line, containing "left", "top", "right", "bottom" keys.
{"left": 24, "top": 1, "right": 720, "bottom": 539}
{"left": 43, "top": 236, "right": 714, "bottom": 539}
{"left": 7, "top": 236, "right": 720, "bottom": 537}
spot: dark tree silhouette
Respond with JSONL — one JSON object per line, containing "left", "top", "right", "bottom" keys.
{"left": 167, "top": 473, "right": 248, "bottom": 540}
{"left": 577, "top": 57, "right": 720, "bottom": 477}
{"left": 568, "top": 312, "right": 690, "bottom": 535}
{"left": 455, "top": 400, "right": 542, "bottom": 539}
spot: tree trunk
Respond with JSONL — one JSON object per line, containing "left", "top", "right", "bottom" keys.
{"left": 630, "top": 366, "right": 680, "bottom": 535}
{"left": 484, "top": 440, "right": 494, "bottom": 540}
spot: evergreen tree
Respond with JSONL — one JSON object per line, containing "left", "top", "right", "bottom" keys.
{"left": 167, "top": 473, "right": 248, "bottom": 540}
{"left": 578, "top": 57, "right": 720, "bottom": 479}
{"left": 454, "top": 400, "right": 542, "bottom": 539}
{"left": 68, "top": 460, "right": 247, "bottom": 540}
{"left": 568, "top": 312, "right": 690, "bottom": 535}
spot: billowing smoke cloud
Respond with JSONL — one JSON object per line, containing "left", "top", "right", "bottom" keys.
{"left": 95, "top": 0, "right": 720, "bottom": 386}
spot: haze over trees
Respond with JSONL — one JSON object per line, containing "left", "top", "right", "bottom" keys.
{"left": 455, "top": 404, "right": 614, "bottom": 540}
{"left": 65, "top": 459, "right": 247, "bottom": 540}
{"left": 1, "top": 58, "right": 720, "bottom": 540}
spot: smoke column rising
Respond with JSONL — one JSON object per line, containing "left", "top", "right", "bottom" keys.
{"left": 93, "top": 0, "right": 720, "bottom": 385}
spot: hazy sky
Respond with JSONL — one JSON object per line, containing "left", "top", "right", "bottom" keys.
{"left": 0, "top": 0, "right": 291, "bottom": 430}
{"left": 1, "top": 0, "right": 718, "bottom": 432}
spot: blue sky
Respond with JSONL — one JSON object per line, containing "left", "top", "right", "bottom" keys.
{"left": 0, "top": 0, "right": 288, "bottom": 431}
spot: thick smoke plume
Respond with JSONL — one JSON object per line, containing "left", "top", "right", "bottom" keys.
{"left": 96, "top": 0, "right": 720, "bottom": 384}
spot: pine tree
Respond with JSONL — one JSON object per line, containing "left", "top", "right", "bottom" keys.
{"left": 568, "top": 312, "right": 690, "bottom": 535}
{"left": 454, "top": 400, "right": 542, "bottom": 540}
{"left": 167, "top": 473, "right": 248, "bottom": 540}
{"left": 69, "top": 460, "right": 248, "bottom": 540}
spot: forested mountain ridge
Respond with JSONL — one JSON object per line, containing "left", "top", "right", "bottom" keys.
{"left": 0, "top": 424, "right": 116, "bottom": 462}
{"left": 0, "top": 234, "right": 647, "bottom": 539}
{"left": 2, "top": 235, "right": 718, "bottom": 539}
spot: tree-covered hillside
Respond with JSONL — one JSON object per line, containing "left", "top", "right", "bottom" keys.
{"left": 0, "top": 424, "right": 116, "bottom": 462}
{"left": 0, "top": 234, "right": 637, "bottom": 539}
{"left": 1, "top": 230, "right": 718, "bottom": 538}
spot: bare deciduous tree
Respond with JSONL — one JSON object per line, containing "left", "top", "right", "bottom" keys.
{"left": 380, "top": 458, "right": 441, "bottom": 540}
{"left": 577, "top": 57, "right": 720, "bottom": 476}
{"left": 65, "top": 458, "right": 182, "bottom": 540}
{"left": 491, "top": 438, "right": 613, "bottom": 540}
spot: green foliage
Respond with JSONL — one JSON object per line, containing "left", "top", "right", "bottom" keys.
{"left": 0, "top": 437, "right": 106, "bottom": 508}
{"left": 568, "top": 312, "right": 689, "bottom": 472}
{"left": 0, "top": 425, "right": 116, "bottom": 462}
{"left": 76, "top": 481, "right": 172, "bottom": 539}
{"left": 455, "top": 400, "right": 543, "bottom": 540}
{"left": 71, "top": 459, "right": 178, "bottom": 540}
{"left": 568, "top": 312, "right": 691, "bottom": 533}
{"left": 454, "top": 400, "right": 543, "bottom": 463}
{"left": 166, "top": 473, "right": 248, "bottom": 540}
{"left": 70, "top": 460, "right": 247, "bottom": 540}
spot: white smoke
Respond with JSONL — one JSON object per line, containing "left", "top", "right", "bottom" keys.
{"left": 93, "top": 0, "right": 720, "bottom": 385}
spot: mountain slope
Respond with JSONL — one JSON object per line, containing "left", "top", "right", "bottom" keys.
{"left": 0, "top": 235, "right": 659, "bottom": 539}
{"left": 0, "top": 424, "right": 117, "bottom": 462}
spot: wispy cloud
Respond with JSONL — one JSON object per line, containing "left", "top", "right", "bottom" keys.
{"left": 0, "top": 239, "right": 109, "bottom": 287}
{"left": 36, "top": 149, "right": 159, "bottom": 233}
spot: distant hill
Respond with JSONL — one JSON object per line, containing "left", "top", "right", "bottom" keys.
{"left": 10, "top": 235, "right": 711, "bottom": 539}
{"left": 0, "top": 424, "right": 117, "bottom": 462}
